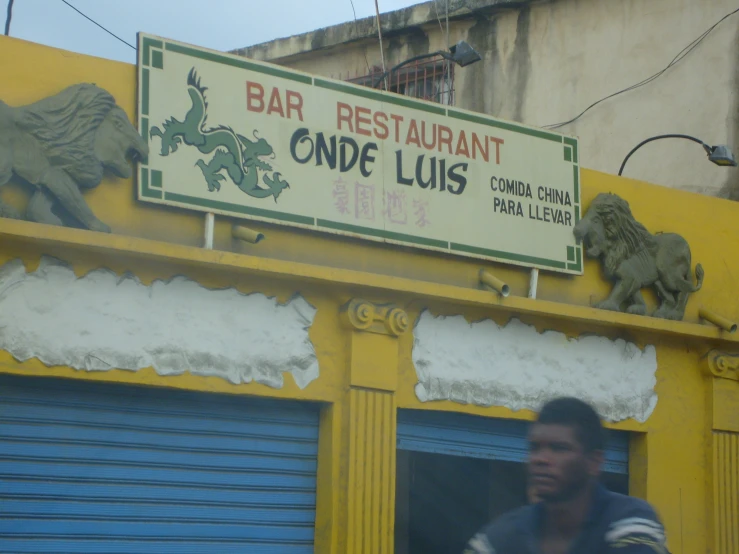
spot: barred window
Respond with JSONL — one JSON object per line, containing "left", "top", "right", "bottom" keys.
{"left": 346, "top": 55, "right": 455, "bottom": 106}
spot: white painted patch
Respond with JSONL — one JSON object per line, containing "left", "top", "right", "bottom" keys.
{"left": 0, "top": 257, "right": 319, "bottom": 389}
{"left": 412, "top": 311, "right": 658, "bottom": 422}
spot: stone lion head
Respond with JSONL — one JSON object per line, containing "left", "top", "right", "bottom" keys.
{"left": 573, "top": 192, "right": 656, "bottom": 274}
{"left": 16, "top": 83, "right": 148, "bottom": 188}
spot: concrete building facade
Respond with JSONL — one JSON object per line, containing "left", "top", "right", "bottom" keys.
{"left": 0, "top": 22, "right": 738, "bottom": 554}
{"left": 234, "top": 0, "right": 739, "bottom": 198}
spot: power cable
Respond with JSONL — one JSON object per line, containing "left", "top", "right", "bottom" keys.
{"left": 59, "top": 0, "right": 135, "bottom": 50}
{"left": 431, "top": 0, "right": 454, "bottom": 104}
{"left": 4, "top": 0, "right": 14, "bottom": 35}
{"left": 444, "top": 0, "right": 451, "bottom": 104}
{"left": 347, "top": 0, "right": 371, "bottom": 76}
{"left": 432, "top": 0, "right": 445, "bottom": 35}
{"left": 543, "top": 6, "right": 739, "bottom": 130}
{"left": 374, "top": 0, "right": 389, "bottom": 89}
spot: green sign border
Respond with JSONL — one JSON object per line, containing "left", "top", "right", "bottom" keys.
{"left": 136, "top": 33, "right": 583, "bottom": 275}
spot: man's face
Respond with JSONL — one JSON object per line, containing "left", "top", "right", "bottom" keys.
{"left": 526, "top": 423, "right": 602, "bottom": 503}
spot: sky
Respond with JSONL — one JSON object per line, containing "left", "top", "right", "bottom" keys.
{"left": 6, "top": 0, "right": 427, "bottom": 64}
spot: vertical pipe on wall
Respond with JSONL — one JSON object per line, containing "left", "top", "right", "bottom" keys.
{"left": 528, "top": 268, "right": 539, "bottom": 299}
{"left": 204, "top": 212, "right": 215, "bottom": 250}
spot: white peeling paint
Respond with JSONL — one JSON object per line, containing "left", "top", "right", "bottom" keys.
{"left": 412, "top": 311, "right": 658, "bottom": 422}
{"left": 0, "top": 257, "right": 319, "bottom": 389}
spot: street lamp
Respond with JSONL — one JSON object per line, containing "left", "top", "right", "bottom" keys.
{"left": 372, "top": 40, "right": 482, "bottom": 90}
{"left": 618, "top": 134, "right": 738, "bottom": 176}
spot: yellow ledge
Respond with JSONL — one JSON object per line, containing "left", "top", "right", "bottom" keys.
{"left": 2, "top": 218, "right": 736, "bottom": 345}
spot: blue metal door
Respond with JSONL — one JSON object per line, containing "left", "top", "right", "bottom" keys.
{"left": 0, "top": 373, "right": 320, "bottom": 553}
{"left": 397, "top": 409, "right": 629, "bottom": 474}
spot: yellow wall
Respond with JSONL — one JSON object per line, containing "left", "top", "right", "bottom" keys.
{"left": 1, "top": 35, "right": 739, "bottom": 554}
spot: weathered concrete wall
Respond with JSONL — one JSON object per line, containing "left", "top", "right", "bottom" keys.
{"left": 0, "top": 257, "right": 319, "bottom": 389}
{"left": 460, "top": 0, "right": 739, "bottom": 197}
{"left": 412, "top": 310, "right": 658, "bottom": 423}
{"left": 235, "top": 0, "right": 739, "bottom": 197}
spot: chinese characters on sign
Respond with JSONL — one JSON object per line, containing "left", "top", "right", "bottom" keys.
{"left": 413, "top": 199, "right": 430, "bottom": 228}
{"left": 332, "top": 178, "right": 350, "bottom": 215}
{"left": 355, "top": 183, "right": 375, "bottom": 221}
{"left": 386, "top": 191, "right": 407, "bottom": 225}
{"left": 331, "top": 180, "right": 431, "bottom": 228}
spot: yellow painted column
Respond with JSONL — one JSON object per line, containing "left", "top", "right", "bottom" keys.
{"left": 629, "top": 347, "right": 709, "bottom": 554}
{"left": 706, "top": 351, "right": 739, "bottom": 554}
{"left": 336, "top": 298, "right": 409, "bottom": 554}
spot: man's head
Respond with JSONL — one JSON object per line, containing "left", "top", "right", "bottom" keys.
{"left": 527, "top": 397, "right": 605, "bottom": 503}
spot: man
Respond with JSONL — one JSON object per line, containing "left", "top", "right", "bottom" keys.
{"left": 527, "top": 482, "right": 541, "bottom": 505}
{"left": 463, "top": 397, "right": 670, "bottom": 554}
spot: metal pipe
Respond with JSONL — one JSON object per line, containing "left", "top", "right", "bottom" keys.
{"left": 479, "top": 269, "right": 510, "bottom": 297}
{"left": 699, "top": 307, "right": 737, "bottom": 333}
{"left": 528, "top": 268, "right": 539, "bottom": 299}
{"left": 203, "top": 212, "right": 215, "bottom": 250}
{"left": 619, "top": 134, "right": 708, "bottom": 176}
{"left": 232, "top": 225, "right": 265, "bottom": 244}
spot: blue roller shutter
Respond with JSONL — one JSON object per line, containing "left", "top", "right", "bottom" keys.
{"left": 0, "top": 373, "right": 320, "bottom": 553}
{"left": 397, "top": 408, "right": 629, "bottom": 474}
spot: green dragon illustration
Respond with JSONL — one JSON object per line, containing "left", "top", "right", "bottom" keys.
{"left": 149, "top": 68, "right": 289, "bottom": 201}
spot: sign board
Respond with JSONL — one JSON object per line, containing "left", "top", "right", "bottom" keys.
{"left": 136, "top": 33, "right": 583, "bottom": 274}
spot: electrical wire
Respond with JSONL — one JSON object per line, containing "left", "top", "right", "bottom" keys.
{"left": 431, "top": 0, "right": 453, "bottom": 104}
{"left": 432, "top": 0, "right": 445, "bottom": 36}
{"left": 347, "top": 0, "right": 372, "bottom": 76}
{"left": 4, "top": 0, "right": 14, "bottom": 36}
{"left": 543, "top": 6, "right": 739, "bottom": 130}
{"left": 59, "top": 0, "right": 135, "bottom": 50}
{"left": 445, "top": 0, "right": 451, "bottom": 104}
{"left": 374, "top": 0, "right": 389, "bottom": 89}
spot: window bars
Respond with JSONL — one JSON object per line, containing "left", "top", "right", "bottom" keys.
{"left": 345, "top": 55, "right": 455, "bottom": 106}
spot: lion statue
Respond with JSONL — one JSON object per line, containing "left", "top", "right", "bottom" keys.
{"left": 0, "top": 83, "right": 148, "bottom": 233}
{"left": 573, "top": 192, "right": 704, "bottom": 320}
